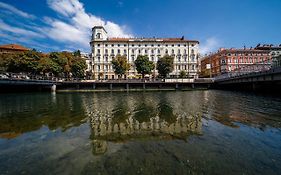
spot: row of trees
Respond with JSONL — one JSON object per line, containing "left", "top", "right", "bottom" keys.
{"left": 0, "top": 50, "right": 87, "bottom": 78}
{"left": 112, "top": 54, "right": 186, "bottom": 79}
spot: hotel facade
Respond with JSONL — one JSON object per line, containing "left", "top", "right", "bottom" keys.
{"left": 90, "top": 26, "right": 199, "bottom": 80}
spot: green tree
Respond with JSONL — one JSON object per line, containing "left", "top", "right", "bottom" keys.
{"left": 71, "top": 57, "right": 87, "bottom": 78}
{"left": 156, "top": 55, "right": 174, "bottom": 78}
{"left": 38, "top": 56, "right": 61, "bottom": 76}
{"left": 49, "top": 52, "right": 73, "bottom": 78}
{"left": 73, "top": 50, "right": 81, "bottom": 57}
{"left": 134, "top": 55, "right": 155, "bottom": 78}
{"left": 112, "top": 55, "right": 130, "bottom": 79}
{"left": 179, "top": 70, "right": 187, "bottom": 78}
{"left": 0, "top": 50, "right": 42, "bottom": 74}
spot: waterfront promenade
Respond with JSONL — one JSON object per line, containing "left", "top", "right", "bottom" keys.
{"left": 0, "top": 75, "right": 214, "bottom": 92}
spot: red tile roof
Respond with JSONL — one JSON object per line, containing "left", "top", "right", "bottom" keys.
{"left": 105, "top": 37, "right": 199, "bottom": 43}
{"left": 0, "top": 44, "right": 30, "bottom": 51}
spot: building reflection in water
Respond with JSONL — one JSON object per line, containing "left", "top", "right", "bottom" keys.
{"left": 86, "top": 93, "right": 202, "bottom": 155}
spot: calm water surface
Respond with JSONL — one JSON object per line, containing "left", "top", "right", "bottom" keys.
{"left": 0, "top": 90, "right": 281, "bottom": 175}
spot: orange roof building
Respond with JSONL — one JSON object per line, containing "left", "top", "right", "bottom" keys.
{"left": 200, "top": 47, "right": 272, "bottom": 78}
{"left": 0, "top": 44, "right": 30, "bottom": 53}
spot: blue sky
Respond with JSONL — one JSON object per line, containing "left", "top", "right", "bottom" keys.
{"left": 0, "top": 0, "right": 281, "bottom": 54}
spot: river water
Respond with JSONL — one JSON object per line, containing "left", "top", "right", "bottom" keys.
{"left": 0, "top": 90, "right": 280, "bottom": 175}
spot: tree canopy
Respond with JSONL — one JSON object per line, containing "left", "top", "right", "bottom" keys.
{"left": 0, "top": 50, "right": 87, "bottom": 78}
{"left": 179, "top": 70, "right": 187, "bottom": 78}
{"left": 156, "top": 55, "right": 174, "bottom": 78}
{"left": 111, "top": 55, "right": 130, "bottom": 78}
{"left": 134, "top": 55, "right": 155, "bottom": 78}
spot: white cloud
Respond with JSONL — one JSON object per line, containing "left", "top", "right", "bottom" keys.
{"left": 0, "top": 30, "right": 60, "bottom": 51}
{"left": 44, "top": 18, "right": 89, "bottom": 47}
{"left": 200, "top": 37, "right": 220, "bottom": 55}
{"left": 0, "top": 2, "right": 36, "bottom": 19}
{"left": 0, "top": 0, "right": 133, "bottom": 52}
{"left": 45, "top": 0, "right": 133, "bottom": 50}
{"left": 0, "top": 19, "right": 43, "bottom": 38}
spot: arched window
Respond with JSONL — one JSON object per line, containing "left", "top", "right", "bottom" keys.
{"left": 172, "top": 49, "right": 174, "bottom": 54}
{"left": 184, "top": 49, "right": 187, "bottom": 54}
{"left": 191, "top": 49, "right": 194, "bottom": 54}
{"left": 165, "top": 49, "right": 168, "bottom": 54}
{"left": 96, "top": 33, "right": 101, "bottom": 39}
{"left": 158, "top": 49, "right": 160, "bottom": 54}
{"left": 178, "top": 49, "right": 180, "bottom": 54}
{"left": 111, "top": 49, "right": 114, "bottom": 53}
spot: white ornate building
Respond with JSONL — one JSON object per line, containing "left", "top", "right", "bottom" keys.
{"left": 90, "top": 26, "right": 199, "bottom": 80}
